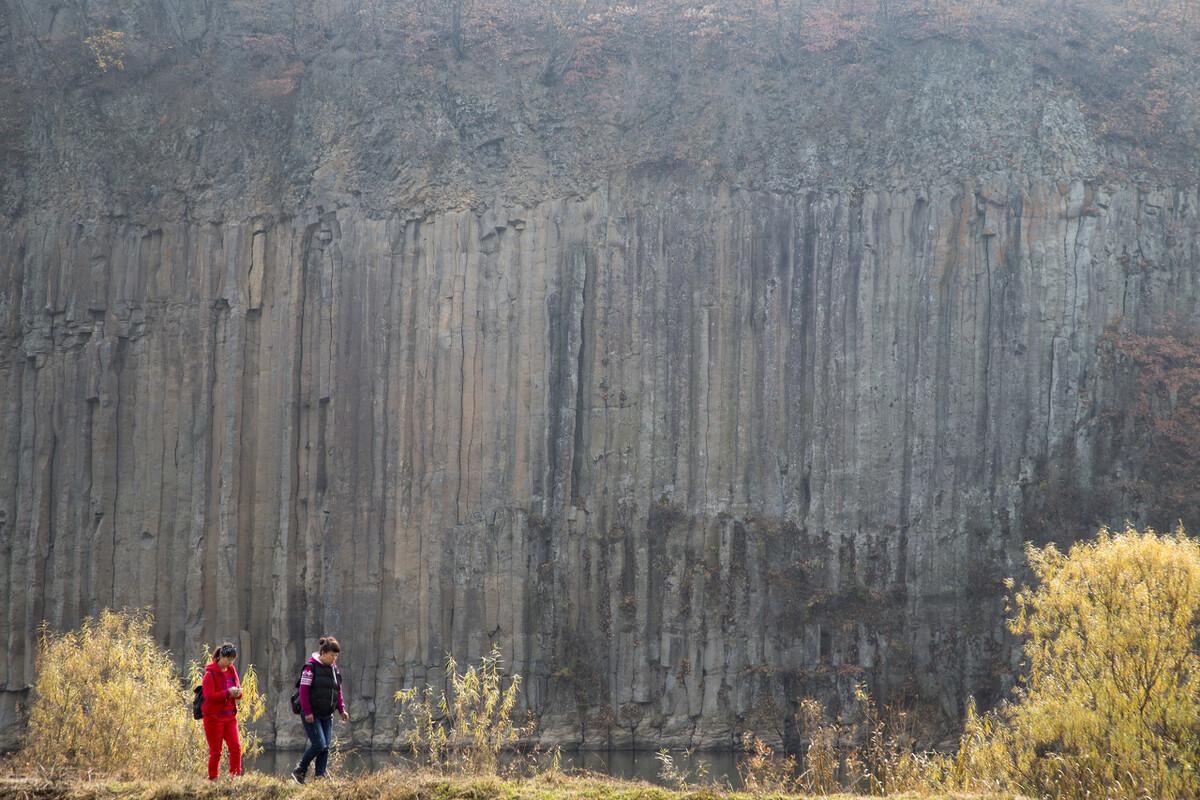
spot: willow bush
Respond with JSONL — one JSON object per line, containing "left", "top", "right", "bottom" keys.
{"left": 395, "top": 645, "right": 532, "bottom": 775}
{"left": 23, "top": 609, "right": 264, "bottom": 779}
{"left": 780, "top": 688, "right": 928, "bottom": 796}
{"left": 940, "top": 525, "right": 1200, "bottom": 799}
{"left": 654, "top": 747, "right": 711, "bottom": 792}
{"left": 736, "top": 525, "right": 1200, "bottom": 798}
{"left": 794, "top": 698, "right": 837, "bottom": 795}
{"left": 736, "top": 733, "right": 797, "bottom": 794}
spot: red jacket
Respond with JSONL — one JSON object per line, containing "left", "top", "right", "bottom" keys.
{"left": 201, "top": 661, "right": 240, "bottom": 719}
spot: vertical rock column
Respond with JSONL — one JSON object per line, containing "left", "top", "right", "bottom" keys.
{"left": 1, "top": 179, "right": 1198, "bottom": 749}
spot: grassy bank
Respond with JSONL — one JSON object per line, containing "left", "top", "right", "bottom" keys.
{"left": 0, "top": 772, "right": 1013, "bottom": 800}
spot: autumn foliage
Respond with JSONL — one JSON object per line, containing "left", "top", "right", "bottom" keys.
{"left": 1105, "top": 320, "right": 1200, "bottom": 529}
{"left": 22, "top": 610, "right": 265, "bottom": 780}
{"left": 45, "top": 1, "right": 1200, "bottom": 175}
{"left": 934, "top": 527, "right": 1200, "bottom": 799}
{"left": 324, "top": 1, "right": 1200, "bottom": 158}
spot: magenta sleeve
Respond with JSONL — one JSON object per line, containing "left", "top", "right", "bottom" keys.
{"left": 299, "top": 681, "right": 313, "bottom": 717}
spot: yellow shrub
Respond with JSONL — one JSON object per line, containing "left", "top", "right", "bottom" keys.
{"left": 654, "top": 747, "right": 711, "bottom": 791}
{"left": 737, "top": 732, "right": 797, "bottom": 794}
{"left": 23, "top": 609, "right": 264, "bottom": 779}
{"left": 395, "top": 645, "right": 531, "bottom": 775}
{"left": 948, "top": 525, "right": 1200, "bottom": 799}
{"left": 794, "top": 698, "right": 837, "bottom": 795}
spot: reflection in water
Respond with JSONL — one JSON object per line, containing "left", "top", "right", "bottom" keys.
{"left": 251, "top": 748, "right": 742, "bottom": 788}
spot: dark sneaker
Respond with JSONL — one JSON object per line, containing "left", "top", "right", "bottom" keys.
{"left": 290, "top": 766, "right": 306, "bottom": 785}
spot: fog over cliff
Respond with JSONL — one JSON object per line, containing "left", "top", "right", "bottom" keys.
{"left": 2, "top": 1, "right": 1198, "bottom": 750}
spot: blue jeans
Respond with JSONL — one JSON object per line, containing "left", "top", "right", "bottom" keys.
{"left": 299, "top": 716, "right": 333, "bottom": 777}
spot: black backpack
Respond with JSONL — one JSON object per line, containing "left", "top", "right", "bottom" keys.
{"left": 193, "top": 675, "right": 238, "bottom": 719}
{"left": 290, "top": 674, "right": 303, "bottom": 715}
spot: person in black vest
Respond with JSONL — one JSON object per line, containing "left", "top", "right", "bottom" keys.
{"left": 291, "top": 636, "right": 348, "bottom": 783}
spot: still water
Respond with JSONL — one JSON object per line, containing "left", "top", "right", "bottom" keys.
{"left": 252, "top": 748, "right": 742, "bottom": 788}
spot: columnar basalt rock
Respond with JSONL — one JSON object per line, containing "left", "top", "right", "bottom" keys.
{"left": 4, "top": 0, "right": 1200, "bottom": 754}
{"left": 2, "top": 178, "right": 1197, "bottom": 748}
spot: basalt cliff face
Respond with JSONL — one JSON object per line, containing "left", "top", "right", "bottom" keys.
{"left": 1, "top": 2, "right": 1199, "bottom": 750}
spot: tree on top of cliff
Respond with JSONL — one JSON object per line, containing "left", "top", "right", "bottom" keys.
{"left": 8, "top": 0, "right": 1200, "bottom": 216}
{"left": 27, "top": 0, "right": 1200, "bottom": 130}
{"left": 325, "top": 0, "right": 1200, "bottom": 153}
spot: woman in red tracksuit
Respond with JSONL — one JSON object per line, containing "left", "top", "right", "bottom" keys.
{"left": 201, "top": 642, "right": 244, "bottom": 780}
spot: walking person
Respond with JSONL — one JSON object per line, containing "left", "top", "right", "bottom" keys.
{"left": 292, "top": 636, "right": 348, "bottom": 784}
{"left": 201, "top": 642, "right": 244, "bottom": 780}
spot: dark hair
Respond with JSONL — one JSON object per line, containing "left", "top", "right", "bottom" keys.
{"left": 317, "top": 636, "right": 340, "bottom": 654}
{"left": 213, "top": 642, "right": 238, "bottom": 660}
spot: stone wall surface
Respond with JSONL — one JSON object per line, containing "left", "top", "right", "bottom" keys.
{"left": 3, "top": 176, "right": 1198, "bottom": 748}
{"left": 2, "top": 0, "right": 1200, "bottom": 753}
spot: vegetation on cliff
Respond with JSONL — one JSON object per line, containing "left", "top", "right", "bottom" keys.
{"left": 1104, "top": 321, "right": 1200, "bottom": 530}
{"left": 355, "top": 0, "right": 1200, "bottom": 157}
{"left": 5, "top": 0, "right": 1200, "bottom": 219}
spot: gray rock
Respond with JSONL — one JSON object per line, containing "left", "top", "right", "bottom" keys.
{"left": 2, "top": 2, "right": 1200, "bottom": 753}
{"left": 2, "top": 180, "right": 1198, "bottom": 750}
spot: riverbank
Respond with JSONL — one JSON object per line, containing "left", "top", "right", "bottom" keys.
{"left": 0, "top": 771, "right": 1013, "bottom": 800}
{"left": 254, "top": 747, "right": 742, "bottom": 787}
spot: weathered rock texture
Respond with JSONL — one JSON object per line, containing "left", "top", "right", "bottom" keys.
{"left": 2, "top": 2, "right": 1199, "bottom": 751}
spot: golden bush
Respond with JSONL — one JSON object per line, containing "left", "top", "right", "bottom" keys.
{"left": 737, "top": 732, "right": 797, "bottom": 794}
{"left": 23, "top": 609, "right": 264, "bottom": 779}
{"left": 786, "top": 688, "right": 928, "bottom": 797}
{"left": 395, "top": 645, "right": 531, "bottom": 775}
{"left": 841, "top": 684, "right": 926, "bottom": 795}
{"left": 795, "top": 698, "right": 837, "bottom": 795}
{"left": 652, "top": 747, "right": 711, "bottom": 791}
{"left": 945, "top": 525, "right": 1200, "bottom": 799}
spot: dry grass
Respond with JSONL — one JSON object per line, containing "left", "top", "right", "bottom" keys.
{"left": 0, "top": 771, "right": 1016, "bottom": 800}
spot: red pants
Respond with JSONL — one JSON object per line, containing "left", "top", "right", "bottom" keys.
{"left": 202, "top": 716, "right": 242, "bottom": 779}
